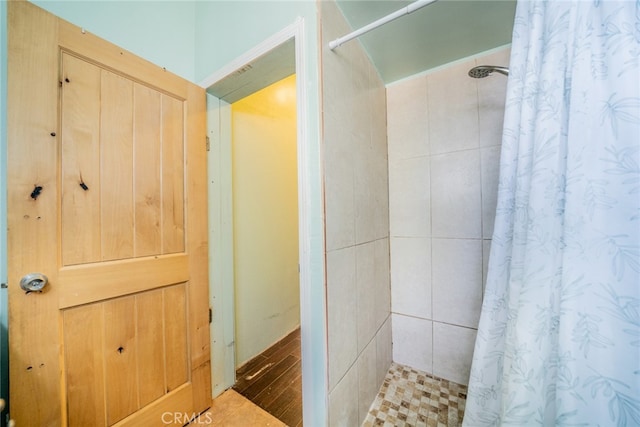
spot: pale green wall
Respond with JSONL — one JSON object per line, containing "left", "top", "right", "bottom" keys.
{"left": 194, "top": 1, "right": 312, "bottom": 82}
{"left": 195, "top": 3, "right": 327, "bottom": 425}
{"left": 32, "top": 0, "right": 197, "bottom": 81}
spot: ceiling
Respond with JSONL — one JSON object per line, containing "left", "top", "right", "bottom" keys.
{"left": 207, "top": 0, "right": 516, "bottom": 101}
{"left": 334, "top": 0, "right": 517, "bottom": 84}
{"left": 207, "top": 39, "right": 295, "bottom": 103}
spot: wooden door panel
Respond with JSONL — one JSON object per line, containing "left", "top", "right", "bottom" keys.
{"left": 8, "top": 2, "right": 211, "bottom": 425}
{"left": 63, "top": 304, "right": 106, "bottom": 427}
{"left": 164, "top": 284, "right": 189, "bottom": 391}
{"left": 136, "top": 289, "right": 165, "bottom": 407}
{"left": 134, "top": 85, "right": 162, "bottom": 257}
{"left": 100, "top": 70, "right": 135, "bottom": 261}
{"left": 57, "top": 18, "right": 189, "bottom": 102}
{"left": 58, "top": 253, "right": 189, "bottom": 308}
{"left": 104, "top": 296, "right": 138, "bottom": 424}
{"left": 7, "top": 3, "right": 62, "bottom": 424}
{"left": 62, "top": 286, "right": 190, "bottom": 426}
{"left": 61, "top": 53, "right": 102, "bottom": 266}
{"left": 61, "top": 53, "right": 186, "bottom": 266}
{"left": 161, "top": 94, "right": 186, "bottom": 254}
{"left": 114, "top": 383, "right": 193, "bottom": 427}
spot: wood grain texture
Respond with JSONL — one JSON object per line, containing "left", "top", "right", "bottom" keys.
{"left": 233, "top": 328, "right": 302, "bottom": 426}
{"left": 112, "top": 383, "right": 193, "bottom": 427}
{"left": 104, "top": 296, "right": 138, "bottom": 424}
{"left": 7, "top": 2, "right": 61, "bottom": 424}
{"left": 164, "top": 284, "right": 189, "bottom": 392}
{"left": 62, "top": 287, "right": 197, "bottom": 426}
{"left": 8, "top": 3, "right": 211, "bottom": 424}
{"left": 64, "top": 304, "right": 106, "bottom": 427}
{"left": 135, "top": 289, "right": 165, "bottom": 407}
{"left": 161, "top": 94, "right": 185, "bottom": 254}
{"left": 61, "top": 53, "right": 102, "bottom": 265}
{"left": 192, "top": 361, "right": 214, "bottom": 413}
{"left": 60, "top": 56, "right": 196, "bottom": 264}
{"left": 133, "top": 84, "right": 162, "bottom": 257}
{"left": 185, "top": 83, "right": 212, "bottom": 413}
{"left": 101, "top": 70, "right": 134, "bottom": 261}
{"left": 58, "top": 254, "right": 189, "bottom": 308}
{"left": 58, "top": 18, "right": 188, "bottom": 100}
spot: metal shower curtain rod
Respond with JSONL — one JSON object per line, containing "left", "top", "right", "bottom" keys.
{"left": 328, "top": 0, "right": 440, "bottom": 50}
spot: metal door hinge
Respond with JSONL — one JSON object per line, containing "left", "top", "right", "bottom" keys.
{"left": 209, "top": 308, "right": 212, "bottom": 323}
{"left": 206, "top": 136, "right": 210, "bottom": 152}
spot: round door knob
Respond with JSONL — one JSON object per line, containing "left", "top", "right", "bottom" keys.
{"left": 20, "top": 273, "right": 48, "bottom": 292}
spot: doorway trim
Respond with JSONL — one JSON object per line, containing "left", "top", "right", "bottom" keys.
{"left": 200, "top": 17, "right": 323, "bottom": 425}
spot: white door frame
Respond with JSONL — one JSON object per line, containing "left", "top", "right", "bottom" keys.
{"left": 200, "top": 17, "right": 326, "bottom": 425}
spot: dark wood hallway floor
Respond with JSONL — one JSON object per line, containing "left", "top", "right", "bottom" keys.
{"left": 232, "top": 328, "right": 302, "bottom": 427}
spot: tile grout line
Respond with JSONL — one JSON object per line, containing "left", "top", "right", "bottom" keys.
{"left": 363, "top": 362, "right": 467, "bottom": 427}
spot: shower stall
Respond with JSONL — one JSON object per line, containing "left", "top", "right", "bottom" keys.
{"left": 387, "top": 46, "right": 511, "bottom": 386}
{"left": 321, "top": 0, "right": 512, "bottom": 416}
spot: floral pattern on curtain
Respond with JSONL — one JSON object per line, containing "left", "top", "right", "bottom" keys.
{"left": 463, "top": 1, "right": 640, "bottom": 426}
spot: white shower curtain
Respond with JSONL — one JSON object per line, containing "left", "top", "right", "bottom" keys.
{"left": 464, "top": 1, "right": 640, "bottom": 426}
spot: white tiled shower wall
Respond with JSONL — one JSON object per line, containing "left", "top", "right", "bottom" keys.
{"left": 387, "top": 48, "right": 510, "bottom": 386}
{"left": 321, "top": 0, "right": 509, "bottom": 419}
{"left": 321, "top": 1, "right": 392, "bottom": 426}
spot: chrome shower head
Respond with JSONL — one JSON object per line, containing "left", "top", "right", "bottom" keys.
{"left": 468, "top": 65, "right": 509, "bottom": 78}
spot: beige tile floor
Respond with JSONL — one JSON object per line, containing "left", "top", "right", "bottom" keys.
{"left": 200, "top": 390, "right": 287, "bottom": 427}
{"left": 363, "top": 363, "right": 467, "bottom": 427}
{"left": 199, "top": 362, "right": 467, "bottom": 427}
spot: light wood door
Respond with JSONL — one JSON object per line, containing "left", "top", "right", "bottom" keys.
{"left": 7, "top": 2, "right": 211, "bottom": 425}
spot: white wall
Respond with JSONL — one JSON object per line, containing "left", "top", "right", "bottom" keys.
{"left": 387, "top": 47, "right": 510, "bottom": 385}
{"left": 231, "top": 75, "right": 300, "bottom": 366}
{"left": 320, "top": 2, "right": 392, "bottom": 425}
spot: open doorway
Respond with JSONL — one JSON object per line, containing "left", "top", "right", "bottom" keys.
{"left": 203, "top": 31, "right": 305, "bottom": 426}
{"left": 229, "top": 74, "right": 301, "bottom": 425}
